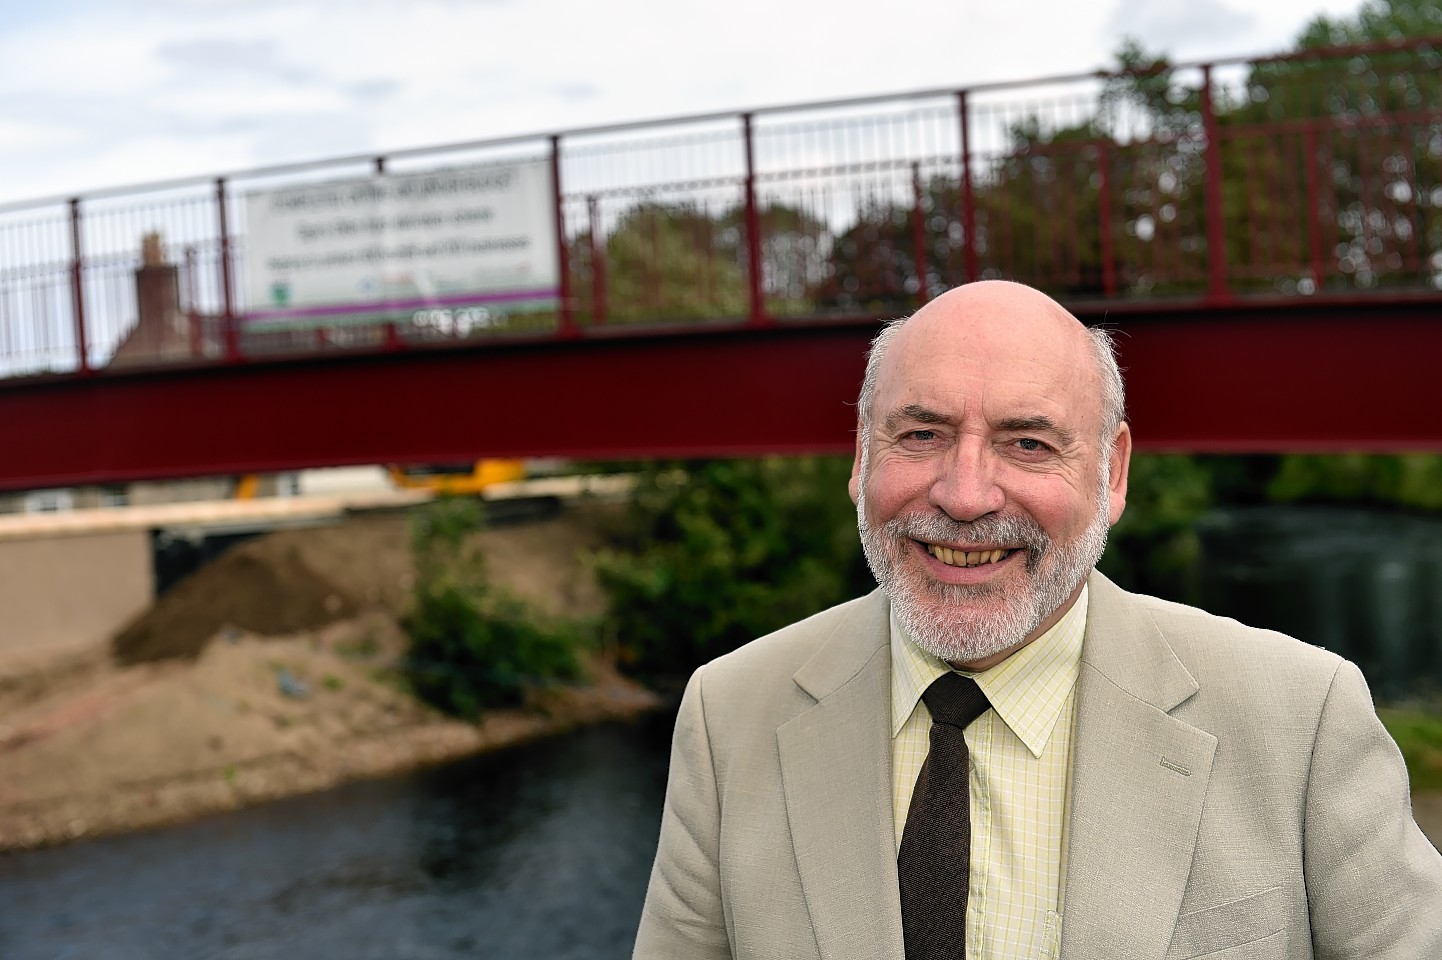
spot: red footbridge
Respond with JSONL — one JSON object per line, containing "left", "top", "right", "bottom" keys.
{"left": 2, "top": 38, "right": 1440, "bottom": 491}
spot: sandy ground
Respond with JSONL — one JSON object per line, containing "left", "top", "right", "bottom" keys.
{"left": 1413, "top": 791, "right": 1442, "bottom": 850}
{"left": 0, "top": 501, "right": 658, "bottom": 852}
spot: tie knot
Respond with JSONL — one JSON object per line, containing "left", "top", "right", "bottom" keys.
{"left": 921, "top": 672, "right": 990, "bottom": 729}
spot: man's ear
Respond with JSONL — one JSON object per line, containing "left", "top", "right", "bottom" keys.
{"left": 1107, "top": 421, "right": 1132, "bottom": 525}
{"left": 848, "top": 424, "right": 863, "bottom": 505}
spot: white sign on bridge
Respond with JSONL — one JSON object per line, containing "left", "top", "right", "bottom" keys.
{"left": 243, "top": 161, "right": 558, "bottom": 330}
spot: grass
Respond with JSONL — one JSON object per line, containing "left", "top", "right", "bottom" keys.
{"left": 1379, "top": 707, "right": 1442, "bottom": 793}
{"left": 335, "top": 634, "right": 381, "bottom": 660}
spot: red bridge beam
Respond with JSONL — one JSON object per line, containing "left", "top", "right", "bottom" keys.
{"left": 0, "top": 297, "right": 1438, "bottom": 492}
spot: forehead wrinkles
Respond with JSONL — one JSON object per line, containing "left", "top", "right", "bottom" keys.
{"left": 873, "top": 361, "right": 1081, "bottom": 436}
{"left": 859, "top": 286, "right": 1109, "bottom": 434}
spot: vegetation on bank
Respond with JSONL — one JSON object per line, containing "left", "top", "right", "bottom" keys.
{"left": 591, "top": 458, "right": 872, "bottom": 678}
{"left": 589, "top": 453, "right": 1442, "bottom": 678}
{"left": 398, "top": 452, "right": 1442, "bottom": 801}
{"left": 402, "top": 497, "right": 586, "bottom": 719}
{"left": 1380, "top": 709, "right": 1442, "bottom": 792}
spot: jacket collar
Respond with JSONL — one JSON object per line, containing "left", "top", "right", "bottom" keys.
{"left": 1060, "top": 572, "right": 1218, "bottom": 959}
{"left": 780, "top": 589, "right": 907, "bottom": 960}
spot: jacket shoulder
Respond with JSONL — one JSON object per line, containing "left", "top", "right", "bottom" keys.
{"left": 1132, "top": 589, "right": 1342, "bottom": 671}
{"left": 1097, "top": 578, "right": 1348, "bottom": 716}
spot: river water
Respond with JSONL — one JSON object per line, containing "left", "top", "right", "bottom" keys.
{"left": 0, "top": 714, "right": 673, "bottom": 960}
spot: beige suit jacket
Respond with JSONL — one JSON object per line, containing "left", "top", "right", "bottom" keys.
{"left": 633, "top": 572, "right": 1442, "bottom": 959}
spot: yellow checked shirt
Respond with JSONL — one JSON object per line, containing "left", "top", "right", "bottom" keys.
{"left": 891, "top": 586, "right": 1086, "bottom": 960}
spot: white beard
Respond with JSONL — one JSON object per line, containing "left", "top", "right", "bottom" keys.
{"left": 857, "top": 461, "right": 1111, "bottom": 665}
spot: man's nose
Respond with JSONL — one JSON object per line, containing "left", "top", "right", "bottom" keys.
{"left": 929, "top": 438, "right": 1005, "bottom": 522}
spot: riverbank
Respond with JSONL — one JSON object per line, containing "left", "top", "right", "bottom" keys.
{"left": 0, "top": 613, "right": 661, "bottom": 851}
{"left": 0, "top": 501, "right": 665, "bottom": 852}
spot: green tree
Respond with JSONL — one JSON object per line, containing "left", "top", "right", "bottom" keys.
{"left": 1097, "top": 454, "right": 1214, "bottom": 602}
{"left": 592, "top": 457, "right": 871, "bottom": 678}
{"left": 1236, "top": 4, "right": 1442, "bottom": 293}
{"left": 1267, "top": 453, "right": 1442, "bottom": 510}
{"left": 578, "top": 201, "right": 747, "bottom": 325}
{"left": 1296, "top": 0, "right": 1442, "bottom": 47}
{"left": 914, "top": 19, "right": 1440, "bottom": 302}
{"left": 812, "top": 177, "right": 957, "bottom": 315}
{"left": 403, "top": 498, "right": 584, "bottom": 718}
{"left": 571, "top": 199, "right": 829, "bottom": 325}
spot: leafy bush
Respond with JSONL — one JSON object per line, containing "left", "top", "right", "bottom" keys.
{"left": 1267, "top": 454, "right": 1442, "bottom": 512}
{"left": 403, "top": 497, "right": 583, "bottom": 719}
{"left": 1098, "top": 454, "right": 1215, "bottom": 604}
{"left": 1379, "top": 707, "right": 1442, "bottom": 792}
{"left": 592, "top": 457, "right": 872, "bottom": 678}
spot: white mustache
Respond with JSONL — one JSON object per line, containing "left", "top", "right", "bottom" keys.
{"left": 883, "top": 512, "right": 1052, "bottom": 565}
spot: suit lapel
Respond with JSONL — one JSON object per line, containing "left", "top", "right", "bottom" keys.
{"left": 777, "top": 591, "right": 906, "bottom": 960}
{"left": 1060, "top": 574, "right": 1218, "bottom": 959}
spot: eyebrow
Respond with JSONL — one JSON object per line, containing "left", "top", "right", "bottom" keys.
{"left": 882, "top": 403, "right": 951, "bottom": 432}
{"left": 995, "top": 415, "right": 1077, "bottom": 446}
{"left": 881, "top": 406, "right": 1080, "bottom": 446}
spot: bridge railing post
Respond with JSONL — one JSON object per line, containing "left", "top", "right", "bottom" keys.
{"left": 957, "top": 91, "right": 979, "bottom": 284}
{"left": 216, "top": 177, "right": 240, "bottom": 362}
{"left": 1200, "top": 64, "right": 1230, "bottom": 302}
{"left": 587, "top": 195, "right": 608, "bottom": 327}
{"left": 375, "top": 155, "right": 403, "bottom": 351}
{"left": 67, "top": 198, "right": 91, "bottom": 375}
{"left": 1096, "top": 139, "right": 1117, "bottom": 298}
{"left": 1302, "top": 125, "right": 1326, "bottom": 294}
{"left": 910, "top": 161, "right": 930, "bottom": 304}
{"left": 184, "top": 245, "right": 203, "bottom": 357}
{"left": 551, "top": 135, "right": 577, "bottom": 339}
{"left": 742, "top": 113, "right": 771, "bottom": 327}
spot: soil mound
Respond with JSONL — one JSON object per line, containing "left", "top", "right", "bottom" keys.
{"left": 111, "top": 502, "right": 614, "bottom": 665}
{"left": 114, "top": 515, "right": 411, "bottom": 664}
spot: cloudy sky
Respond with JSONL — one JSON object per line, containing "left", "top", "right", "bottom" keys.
{"left": 0, "top": 0, "right": 1365, "bottom": 207}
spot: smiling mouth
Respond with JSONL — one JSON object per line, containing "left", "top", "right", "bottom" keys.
{"left": 919, "top": 542, "right": 1017, "bottom": 568}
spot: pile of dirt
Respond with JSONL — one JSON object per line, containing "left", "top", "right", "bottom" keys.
{"left": 114, "top": 502, "right": 614, "bottom": 664}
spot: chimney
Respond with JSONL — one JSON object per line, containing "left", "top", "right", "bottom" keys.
{"left": 136, "top": 232, "right": 181, "bottom": 339}
{"left": 111, "top": 232, "right": 190, "bottom": 365}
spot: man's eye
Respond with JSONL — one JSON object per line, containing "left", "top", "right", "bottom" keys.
{"left": 910, "top": 429, "right": 938, "bottom": 442}
{"left": 1016, "top": 437, "right": 1046, "bottom": 452}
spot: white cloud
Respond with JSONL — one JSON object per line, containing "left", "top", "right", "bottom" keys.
{"left": 1105, "top": 0, "right": 1257, "bottom": 53}
{"left": 0, "top": 0, "right": 1371, "bottom": 206}
{"left": 0, "top": 119, "right": 83, "bottom": 151}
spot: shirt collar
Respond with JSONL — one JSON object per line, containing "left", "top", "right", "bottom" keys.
{"left": 889, "top": 584, "right": 1088, "bottom": 758}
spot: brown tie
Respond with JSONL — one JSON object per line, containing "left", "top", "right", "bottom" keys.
{"left": 898, "top": 672, "right": 991, "bottom": 960}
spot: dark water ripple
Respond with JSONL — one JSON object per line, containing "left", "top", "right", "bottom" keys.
{"left": 0, "top": 714, "right": 674, "bottom": 960}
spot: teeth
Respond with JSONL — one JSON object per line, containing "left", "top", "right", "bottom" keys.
{"left": 928, "top": 544, "right": 1010, "bottom": 568}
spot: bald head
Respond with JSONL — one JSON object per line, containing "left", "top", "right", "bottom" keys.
{"left": 857, "top": 281, "right": 1125, "bottom": 448}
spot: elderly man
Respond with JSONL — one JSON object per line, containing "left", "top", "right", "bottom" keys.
{"left": 633, "top": 281, "right": 1442, "bottom": 959}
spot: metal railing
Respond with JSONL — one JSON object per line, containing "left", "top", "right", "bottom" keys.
{"left": 1, "top": 36, "right": 1438, "bottom": 382}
